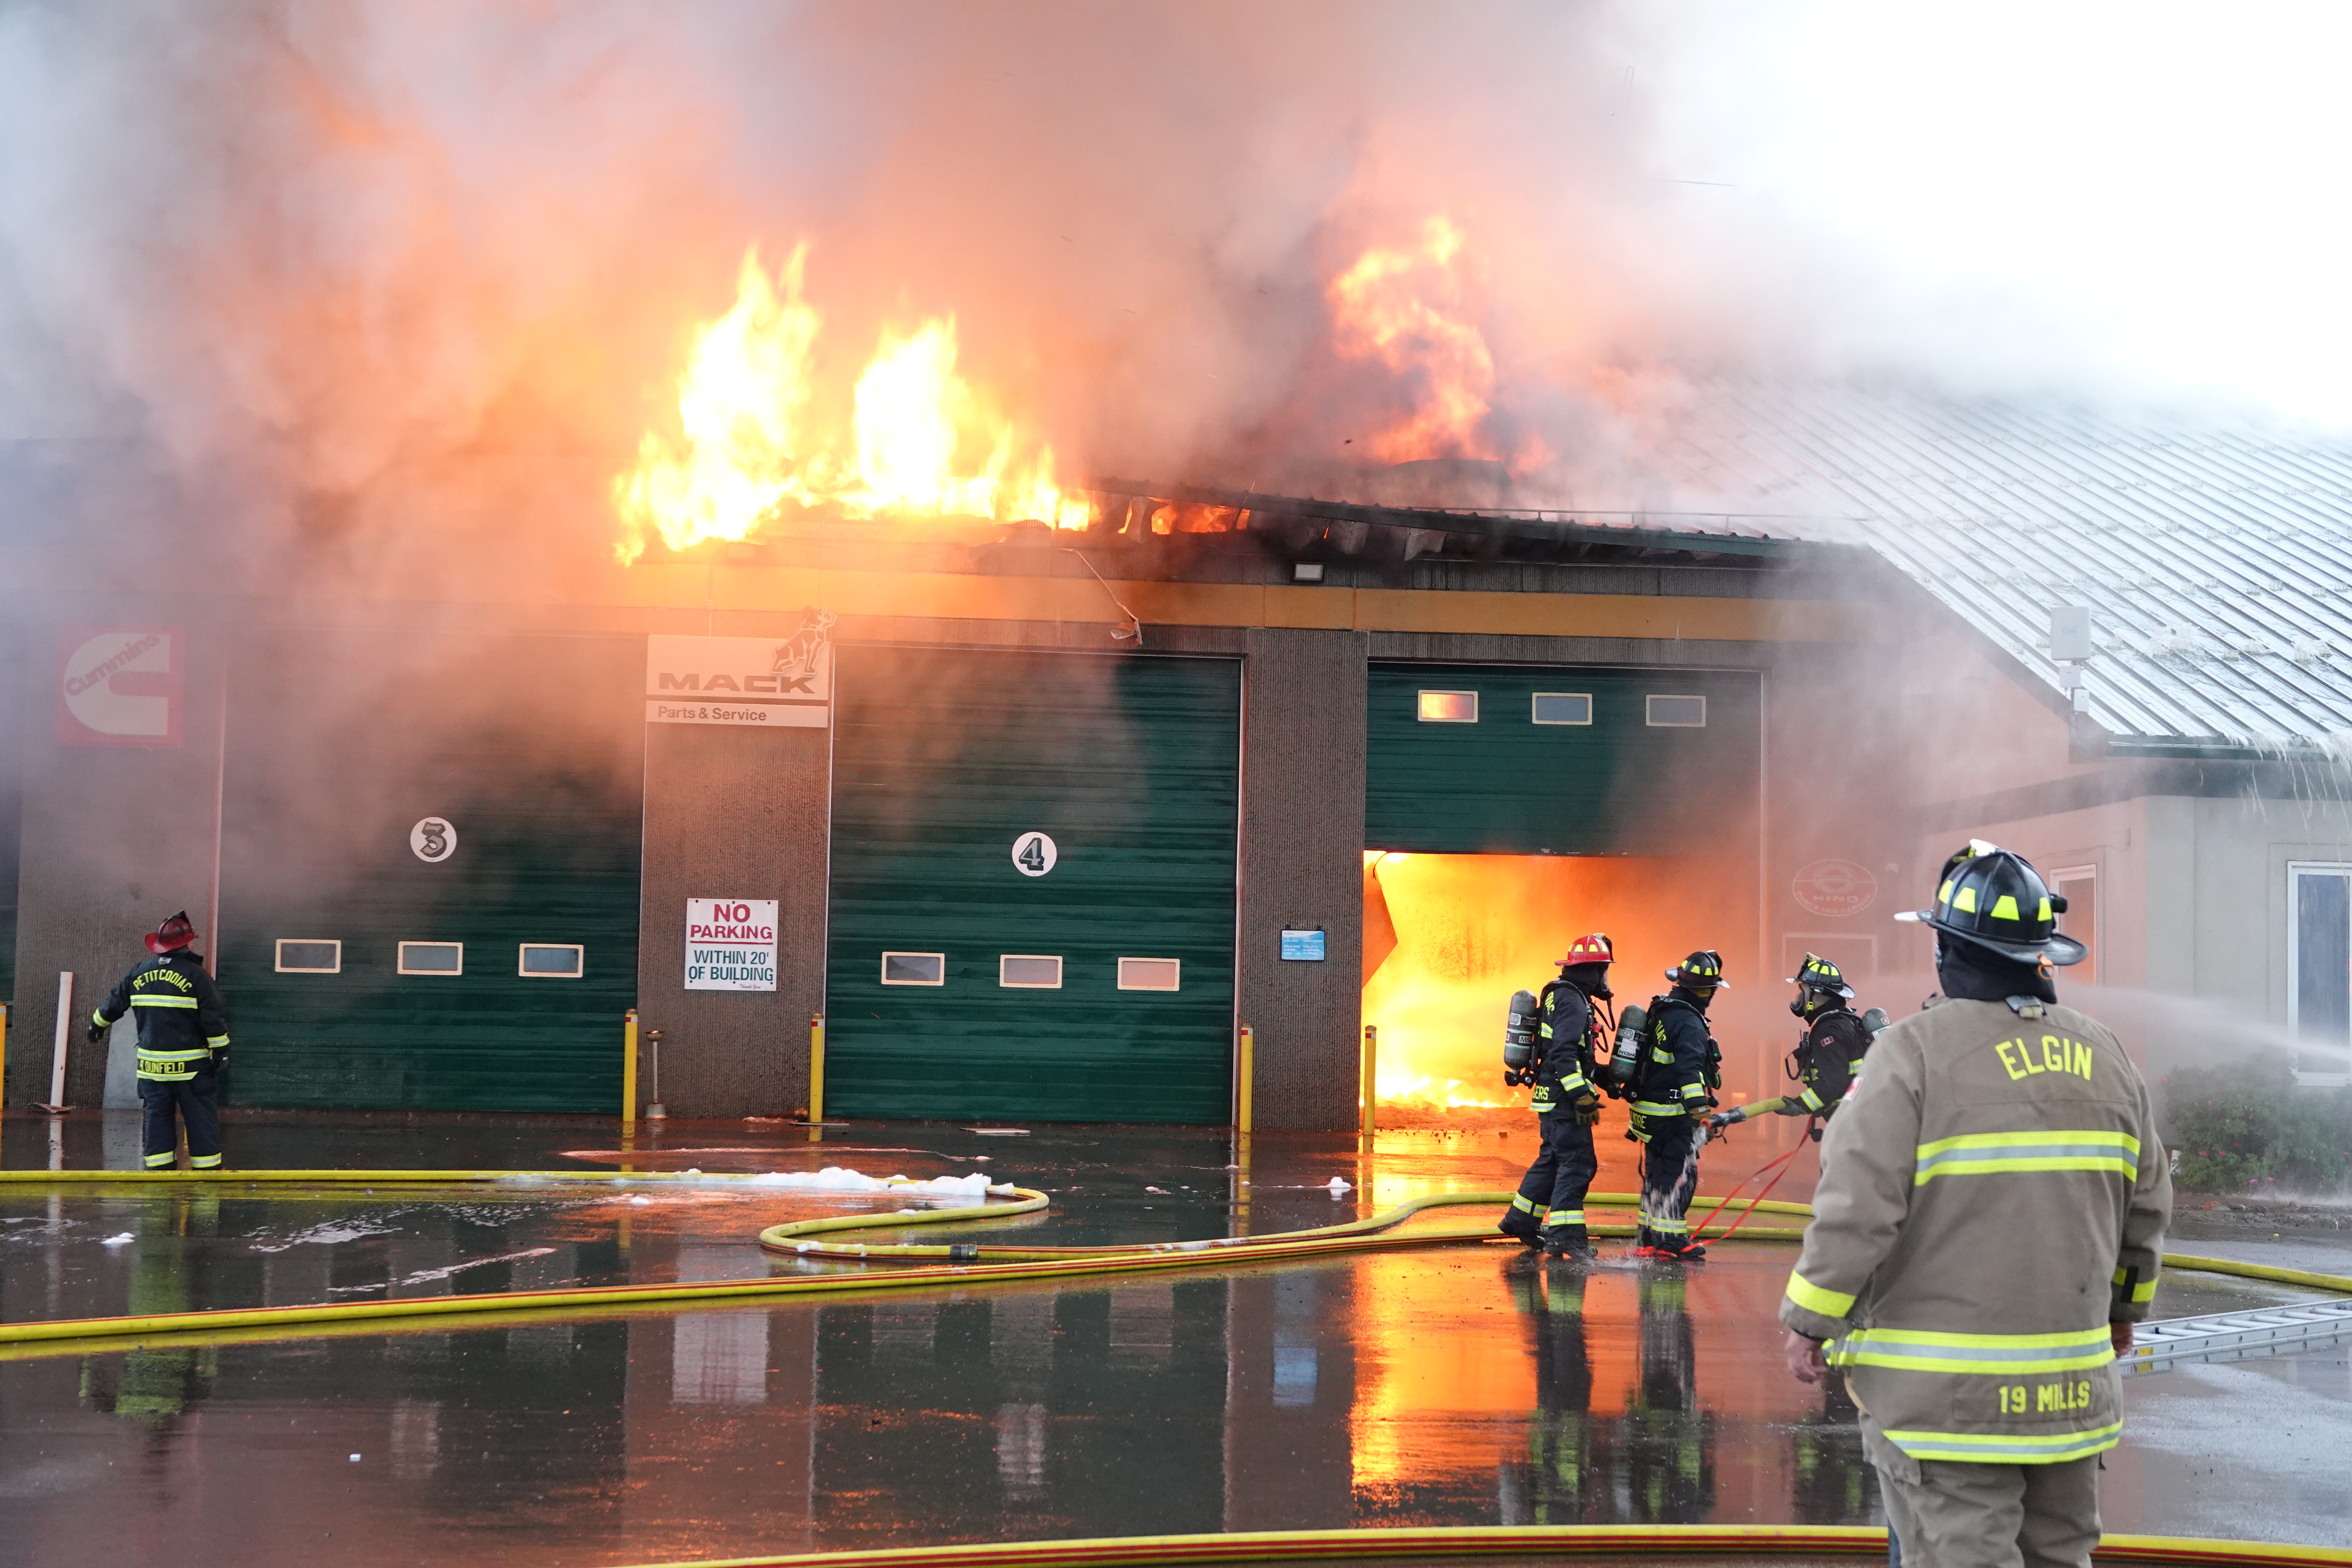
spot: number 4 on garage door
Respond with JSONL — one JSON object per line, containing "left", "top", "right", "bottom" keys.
{"left": 1011, "top": 833, "right": 1058, "bottom": 877}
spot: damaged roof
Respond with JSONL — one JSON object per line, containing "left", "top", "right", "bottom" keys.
{"left": 1657, "top": 381, "right": 2352, "bottom": 755}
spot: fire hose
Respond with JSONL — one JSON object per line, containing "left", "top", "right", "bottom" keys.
{"left": 0, "top": 1165, "right": 2341, "bottom": 1360}
{"left": 588, "top": 1523, "right": 2352, "bottom": 1568}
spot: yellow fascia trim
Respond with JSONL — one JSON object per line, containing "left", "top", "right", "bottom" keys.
{"left": 641, "top": 564, "right": 1892, "bottom": 644}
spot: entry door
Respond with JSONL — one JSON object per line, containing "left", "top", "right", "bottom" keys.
{"left": 825, "top": 647, "right": 1239, "bottom": 1123}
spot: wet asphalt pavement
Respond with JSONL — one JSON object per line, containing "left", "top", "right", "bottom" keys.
{"left": 0, "top": 1113, "right": 2346, "bottom": 1567}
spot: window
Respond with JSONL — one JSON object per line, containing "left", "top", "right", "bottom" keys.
{"left": 1416, "top": 690, "right": 1478, "bottom": 723}
{"left": 2048, "top": 865, "right": 2098, "bottom": 987}
{"left": 1118, "top": 957, "right": 1182, "bottom": 992}
{"left": 2290, "top": 864, "right": 2352, "bottom": 1085}
{"left": 397, "top": 941, "right": 464, "bottom": 976}
{"left": 882, "top": 951, "right": 946, "bottom": 986}
{"left": 274, "top": 939, "right": 342, "bottom": 974}
{"left": 518, "top": 944, "right": 585, "bottom": 977}
{"left": 1645, "top": 694, "right": 1707, "bottom": 728}
{"left": 999, "top": 955, "right": 1064, "bottom": 989}
{"left": 1531, "top": 692, "right": 1592, "bottom": 726}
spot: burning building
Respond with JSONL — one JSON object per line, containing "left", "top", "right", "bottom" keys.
{"left": 6, "top": 214, "right": 2352, "bottom": 1130}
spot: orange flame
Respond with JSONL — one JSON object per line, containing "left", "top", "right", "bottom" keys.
{"left": 1327, "top": 215, "right": 1500, "bottom": 466}
{"left": 612, "top": 245, "right": 1086, "bottom": 563}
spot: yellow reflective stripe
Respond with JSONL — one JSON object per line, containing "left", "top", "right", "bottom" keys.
{"left": 137, "top": 1049, "right": 210, "bottom": 1060}
{"left": 190, "top": 1154, "right": 223, "bottom": 1169}
{"left": 1919, "top": 1130, "right": 2143, "bottom": 1157}
{"left": 1631, "top": 1100, "right": 1685, "bottom": 1116}
{"left": 1838, "top": 1325, "right": 2113, "bottom": 1374}
{"left": 1680, "top": 1083, "right": 1708, "bottom": 1099}
{"left": 1511, "top": 1194, "right": 1541, "bottom": 1214}
{"left": 1916, "top": 1155, "right": 2137, "bottom": 1184}
{"left": 1645, "top": 1216, "right": 1689, "bottom": 1234}
{"left": 1914, "top": 1130, "right": 2140, "bottom": 1185}
{"left": 1991, "top": 894, "right": 2020, "bottom": 920}
{"left": 1544, "top": 1210, "right": 1586, "bottom": 1225}
{"left": 1558, "top": 1072, "right": 1589, "bottom": 1092}
{"left": 206, "top": 1035, "right": 230, "bottom": 1048}
{"left": 89, "top": 1009, "right": 110, "bottom": 1027}
{"left": 128, "top": 996, "right": 199, "bottom": 1009}
{"left": 1800, "top": 1087, "right": 1826, "bottom": 1112}
{"left": 2133, "top": 1278, "right": 2157, "bottom": 1303}
{"left": 1881, "top": 1421, "right": 2123, "bottom": 1464}
{"left": 1953, "top": 885, "right": 1978, "bottom": 913}
{"left": 1784, "top": 1271, "right": 1856, "bottom": 1318}
{"left": 144, "top": 1153, "right": 175, "bottom": 1168}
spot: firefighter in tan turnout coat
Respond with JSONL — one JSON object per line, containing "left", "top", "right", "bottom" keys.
{"left": 1779, "top": 842, "right": 2169, "bottom": 1568}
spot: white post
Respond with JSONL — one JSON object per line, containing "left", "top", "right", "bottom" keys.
{"left": 45, "top": 972, "right": 73, "bottom": 1112}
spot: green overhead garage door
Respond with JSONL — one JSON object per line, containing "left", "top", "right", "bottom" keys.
{"left": 1366, "top": 663, "right": 1761, "bottom": 854}
{"left": 217, "top": 634, "right": 643, "bottom": 1112}
{"left": 825, "top": 646, "right": 1239, "bottom": 1124}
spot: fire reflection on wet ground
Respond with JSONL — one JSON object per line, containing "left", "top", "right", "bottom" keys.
{"left": 0, "top": 1117, "right": 2345, "bottom": 1565}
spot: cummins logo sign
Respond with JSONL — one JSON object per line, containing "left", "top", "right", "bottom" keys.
{"left": 56, "top": 626, "right": 182, "bottom": 747}
{"left": 646, "top": 609, "right": 833, "bottom": 729}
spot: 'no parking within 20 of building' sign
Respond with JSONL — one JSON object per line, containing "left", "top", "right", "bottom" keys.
{"left": 685, "top": 899, "right": 779, "bottom": 991}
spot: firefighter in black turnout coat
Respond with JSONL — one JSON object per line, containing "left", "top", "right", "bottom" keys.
{"left": 1709, "top": 953, "right": 1878, "bottom": 1140}
{"left": 1500, "top": 933, "right": 1615, "bottom": 1259}
{"left": 90, "top": 912, "right": 231, "bottom": 1170}
{"left": 1628, "top": 950, "right": 1724, "bottom": 1260}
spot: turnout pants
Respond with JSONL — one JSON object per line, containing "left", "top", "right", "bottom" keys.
{"left": 1867, "top": 1416, "right": 2101, "bottom": 1568}
{"left": 1636, "top": 1114, "right": 1700, "bottom": 1249}
{"left": 139, "top": 1074, "right": 222, "bottom": 1170}
{"left": 1510, "top": 1111, "right": 1598, "bottom": 1245}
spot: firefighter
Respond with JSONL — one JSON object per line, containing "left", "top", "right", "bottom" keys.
{"left": 1708, "top": 953, "right": 1874, "bottom": 1141}
{"left": 89, "top": 911, "right": 230, "bottom": 1171}
{"left": 1628, "top": 951, "right": 1724, "bottom": 1261}
{"left": 1499, "top": 933, "right": 1613, "bottom": 1259}
{"left": 1779, "top": 842, "right": 2169, "bottom": 1568}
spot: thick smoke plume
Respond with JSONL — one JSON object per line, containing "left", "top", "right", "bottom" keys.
{"left": 0, "top": 1, "right": 1867, "bottom": 585}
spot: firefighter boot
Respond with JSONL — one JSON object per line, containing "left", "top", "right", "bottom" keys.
{"left": 1539, "top": 1223, "right": 1594, "bottom": 1261}
{"left": 1499, "top": 1203, "right": 1546, "bottom": 1247}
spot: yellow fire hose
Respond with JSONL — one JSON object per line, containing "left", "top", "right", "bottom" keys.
{"left": 587, "top": 1523, "right": 2352, "bottom": 1568}
{"left": 0, "top": 1168, "right": 2340, "bottom": 1365}
{"left": 7, "top": 1173, "right": 2345, "bottom": 1567}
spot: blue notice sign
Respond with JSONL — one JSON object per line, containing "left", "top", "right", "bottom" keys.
{"left": 1280, "top": 929, "right": 1327, "bottom": 962}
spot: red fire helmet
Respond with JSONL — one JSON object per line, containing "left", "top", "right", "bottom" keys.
{"left": 1557, "top": 932, "right": 1614, "bottom": 966}
{"left": 144, "top": 911, "right": 197, "bottom": 955}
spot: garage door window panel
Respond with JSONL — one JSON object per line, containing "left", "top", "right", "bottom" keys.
{"left": 274, "top": 940, "right": 342, "bottom": 974}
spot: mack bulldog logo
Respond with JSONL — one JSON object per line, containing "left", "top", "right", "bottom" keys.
{"left": 772, "top": 607, "right": 837, "bottom": 683}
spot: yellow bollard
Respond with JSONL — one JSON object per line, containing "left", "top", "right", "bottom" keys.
{"left": 807, "top": 1013, "right": 826, "bottom": 1142}
{"left": 1235, "top": 1023, "right": 1254, "bottom": 1134}
{"left": 1361, "top": 1024, "right": 1377, "bottom": 1140}
{"left": 621, "top": 1010, "right": 639, "bottom": 1131}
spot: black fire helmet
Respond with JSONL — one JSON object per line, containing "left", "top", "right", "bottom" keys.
{"left": 1896, "top": 840, "right": 2086, "bottom": 966}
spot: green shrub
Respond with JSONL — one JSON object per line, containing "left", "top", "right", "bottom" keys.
{"left": 2163, "top": 1051, "right": 2352, "bottom": 1194}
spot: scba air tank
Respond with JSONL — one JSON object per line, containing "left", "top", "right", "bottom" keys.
{"left": 1504, "top": 990, "right": 1540, "bottom": 1074}
{"left": 1604, "top": 1003, "right": 1648, "bottom": 1085}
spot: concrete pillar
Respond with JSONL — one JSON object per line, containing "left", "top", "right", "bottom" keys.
{"left": 633, "top": 720, "right": 830, "bottom": 1118}
{"left": 1235, "top": 628, "right": 1367, "bottom": 1130}
{"left": 8, "top": 627, "right": 228, "bottom": 1110}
